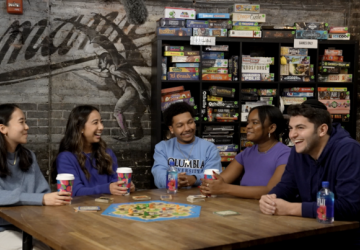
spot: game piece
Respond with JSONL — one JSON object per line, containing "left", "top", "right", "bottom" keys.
{"left": 95, "top": 197, "right": 114, "bottom": 203}
{"left": 213, "top": 210, "right": 240, "bottom": 216}
{"left": 132, "top": 195, "right": 151, "bottom": 201}
{"left": 187, "top": 195, "right": 206, "bottom": 203}
{"left": 74, "top": 206, "right": 101, "bottom": 212}
{"left": 102, "top": 201, "right": 201, "bottom": 222}
{"left": 160, "top": 195, "right": 173, "bottom": 201}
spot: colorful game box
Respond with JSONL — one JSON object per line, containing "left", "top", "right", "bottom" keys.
{"left": 320, "top": 61, "right": 350, "bottom": 67}
{"left": 318, "top": 74, "right": 352, "bottom": 82}
{"left": 167, "top": 72, "right": 199, "bottom": 80}
{"left": 283, "top": 92, "right": 314, "bottom": 97}
{"left": 168, "top": 67, "right": 199, "bottom": 73}
{"left": 161, "top": 90, "right": 191, "bottom": 102}
{"left": 320, "top": 55, "right": 344, "bottom": 62}
{"left": 157, "top": 28, "right": 192, "bottom": 36}
{"left": 232, "top": 21, "right": 259, "bottom": 26}
{"left": 232, "top": 26, "right": 261, "bottom": 31}
{"left": 295, "top": 30, "right": 328, "bottom": 40}
{"left": 328, "top": 27, "right": 348, "bottom": 34}
{"left": 231, "top": 13, "right": 266, "bottom": 22}
{"left": 202, "top": 59, "right": 228, "bottom": 67}
{"left": 193, "top": 28, "right": 227, "bottom": 37}
{"left": 164, "top": 7, "right": 196, "bottom": 19}
{"left": 280, "top": 75, "right": 315, "bottom": 82}
{"left": 242, "top": 73, "right": 274, "bottom": 81}
{"left": 160, "top": 18, "right": 186, "bottom": 27}
{"left": 215, "top": 144, "right": 239, "bottom": 152}
{"left": 196, "top": 13, "right": 231, "bottom": 19}
{"left": 202, "top": 67, "right": 228, "bottom": 74}
{"left": 281, "top": 97, "right": 307, "bottom": 105}
{"left": 186, "top": 20, "right": 209, "bottom": 28}
{"left": 281, "top": 56, "right": 310, "bottom": 64}
{"left": 171, "top": 56, "right": 200, "bottom": 63}
{"left": 295, "top": 22, "right": 328, "bottom": 30}
{"left": 263, "top": 30, "right": 295, "bottom": 38}
{"left": 328, "top": 34, "right": 350, "bottom": 40}
{"left": 324, "top": 49, "right": 343, "bottom": 56}
{"left": 102, "top": 201, "right": 201, "bottom": 222}
{"left": 204, "top": 45, "right": 229, "bottom": 51}
{"left": 281, "top": 47, "right": 308, "bottom": 56}
{"left": 242, "top": 56, "right": 274, "bottom": 65}
{"left": 202, "top": 52, "right": 225, "bottom": 59}
{"left": 202, "top": 74, "right": 232, "bottom": 81}
{"left": 242, "top": 64, "right": 270, "bottom": 73}
{"left": 208, "top": 20, "right": 232, "bottom": 29}
{"left": 164, "top": 51, "right": 199, "bottom": 56}
{"left": 229, "top": 4, "right": 260, "bottom": 13}
{"left": 228, "top": 30, "right": 262, "bottom": 38}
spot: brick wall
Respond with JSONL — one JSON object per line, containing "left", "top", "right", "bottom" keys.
{"left": 0, "top": 0, "right": 359, "bottom": 189}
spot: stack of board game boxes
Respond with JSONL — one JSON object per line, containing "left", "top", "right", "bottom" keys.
{"left": 241, "top": 56, "right": 275, "bottom": 81}
{"left": 280, "top": 87, "right": 314, "bottom": 106}
{"left": 280, "top": 47, "right": 314, "bottom": 82}
{"left": 240, "top": 88, "right": 275, "bottom": 122}
{"left": 202, "top": 125, "right": 234, "bottom": 146}
{"left": 295, "top": 22, "right": 329, "bottom": 40}
{"left": 228, "top": 4, "right": 264, "bottom": 38}
{"left": 318, "top": 48, "right": 352, "bottom": 83}
{"left": 214, "top": 142, "right": 239, "bottom": 165}
{"left": 201, "top": 45, "right": 234, "bottom": 81}
{"left": 328, "top": 26, "right": 350, "bottom": 40}
{"left": 318, "top": 87, "right": 350, "bottom": 119}
{"left": 163, "top": 46, "right": 200, "bottom": 81}
{"left": 205, "top": 86, "right": 239, "bottom": 122}
{"left": 161, "top": 86, "right": 196, "bottom": 112}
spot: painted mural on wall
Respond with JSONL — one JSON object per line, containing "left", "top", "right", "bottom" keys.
{"left": 0, "top": 5, "right": 156, "bottom": 142}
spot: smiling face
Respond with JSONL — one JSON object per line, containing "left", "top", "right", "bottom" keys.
{"left": 246, "top": 109, "right": 271, "bottom": 143}
{"left": 288, "top": 115, "right": 319, "bottom": 155}
{"left": 82, "top": 110, "right": 103, "bottom": 146}
{"left": 0, "top": 108, "right": 29, "bottom": 151}
{"left": 169, "top": 112, "right": 196, "bottom": 144}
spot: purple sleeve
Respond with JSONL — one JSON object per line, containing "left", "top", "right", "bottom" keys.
{"left": 275, "top": 146, "right": 291, "bottom": 167}
{"left": 107, "top": 149, "right": 119, "bottom": 183}
{"left": 235, "top": 151, "right": 244, "bottom": 166}
{"left": 56, "top": 152, "right": 110, "bottom": 196}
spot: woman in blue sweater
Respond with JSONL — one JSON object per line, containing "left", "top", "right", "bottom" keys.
{"left": 0, "top": 104, "right": 71, "bottom": 250}
{"left": 53, "top": 105, "right": 135, "bottom": 196}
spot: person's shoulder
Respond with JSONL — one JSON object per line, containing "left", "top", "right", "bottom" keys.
{"left": 57, "top": 151, "right": 76, "bottom": 160}
{"left": 106, "top": 148, "right": 115, "bottom": 156}
{"left": 275, "top": 142, "right": 291, "bottom": 153}
{"left": 156, "top": 138, "right": 175, "bottom": 148}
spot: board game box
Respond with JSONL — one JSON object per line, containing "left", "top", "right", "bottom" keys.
{"left": 164, "top": 7, "right": 196, "bottom": 19}
{"left": 242, "top": 64, "right": 270, "bottom": 73}
{"left": 204, "top": 45, "right": 229, "bottom": 51}
{"left": 280, "top": 75, "right": 315, "bottom": 82}
{"left": 232, "top": 26, "right": 261, "bottom": 31}
{"left": 242, "top": 73, "right": 274, "bottom": 81}
{"left": 157, "top": 28, "right": 192, "bottom": 36}
{"left": 208, "top": 20, "right": 233, "bottom": 29}
{"left": 193, "top": 28, "right": 227, "bottom": 37}
{"left": 295, "top": 30, "right": 328, "bottom": 40}
{"left": 232, "top": 21, "right": 259, "bottom": 26}
{"left": 263, "top": 30, "right": 295, "bottom": 38}
{"left": 228, "top": 30, "right": 262, "bottom": 38}
{"left": 328, "top": 33, "right": 350, "bottom": 40}
{"left": 281, "top": 47, "right": 308, "bottom": 56}
{"left": 102, "top": 201, "right": 201, "bottom": 222}
{"left": 295, "top": 22, "right": 327, "bottom": 30}
{"left": 202, "top": 59, "right": 228, "bottom": 67}
{"left": 202, "top": 52, "right": 225, "bottom": 59}
{"left": 242, "top": 56, "right": 274, "bottom": 65}
{"left": 231, "top": 13, "right": 266, "bottom": 22}
{"left": 320, "top": 61, "right": 350, "bottom": 67}
{"left": 160, "top": 18, "right": 186, "bottom": 27}
{"left": 171, "top": 56, "right": 200, "bottom": 63}
{"left": 186, "top": 20, "right": 209, "bottom": 28}
{"left": 328, "top": 27, "right": 348, "bottom": 33}
{"left": 281, "top": 56, "right": 310, "bottom": 64}
{"left": 164, "top": 51, "right": 199, "bottom": 56}
{"left": 318, "top": 74, "right": 352, "bottom": 82}
{"left": 197, "top": 13, "right": 231, "bottom": 19}
{"left": 229, "top": 4, "right": 260, "bottom": 13}
{"left": 168, "top": 67, "right": 199, "bottom": 72}
{"left": 202, "top": 67, "right": 228, "bottom": 73}
{"left": 202, "top": 74, "right": 232, "bottom": 81}
{"left": 167, "top": 72, "right": 199, "bottom": 80}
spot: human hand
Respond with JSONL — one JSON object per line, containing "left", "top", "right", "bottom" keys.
{"left": 110, "top": 181, "right": 130, "bottom": 195}
{"left": 178, "top": 172, "right": 196, "bottom": 188}
{"left": 199, "top": 171, "right": 226, "bottom": 195}
{"left": 42, "top": 192, "right": 72, "bottom": 206}
{"left": 130, "top": 181, "right": 135, "bottom": 193}
{"left": 259, "top": 194, "right": 277, "bottom": 215}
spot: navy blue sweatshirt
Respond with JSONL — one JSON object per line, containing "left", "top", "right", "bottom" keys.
{"left": 270, "top": 123, "right": 360, "bottom": 221}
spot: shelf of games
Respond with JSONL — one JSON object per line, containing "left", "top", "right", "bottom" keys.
{"left": 152, "top": 36, "right": 358, "bottom": 165}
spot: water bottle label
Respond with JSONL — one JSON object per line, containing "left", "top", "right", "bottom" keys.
{"left": 167, "top": 172, "right": 178, "bottom": 191}
{"left": 317, "top": 198, "right": 327, "bottom": 221}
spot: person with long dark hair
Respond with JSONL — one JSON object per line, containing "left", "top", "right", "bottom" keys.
{"left": 53, "top": 105, "right": 135, "bottom": 196}
{"left": 0, "top": 104, "right": 71, "bottom": 250}
{"left": 200, "top": 106, "right": 291, "bottom": 199}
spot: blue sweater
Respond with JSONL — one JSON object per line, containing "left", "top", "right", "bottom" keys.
{"left": 152, "top": 136, "right": 222, "bottom": 188}
{"left": 0, "top": 151, "right": 50, "bottom": 231}
{"left": 56, "top": 149, "right": 118, "bottom": 196}
{"left": 270, "top": 123, "right": 360, "bottom": 221}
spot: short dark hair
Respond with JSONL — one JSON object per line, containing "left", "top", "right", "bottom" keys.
{"left": 163, "top": 102, "right": 195, "bottom": 126}
{"left": 249, "top": 105, "right": 285, "bottom": 140}
{"left": 287, "top": 104, "right": 332, "bottom": 135}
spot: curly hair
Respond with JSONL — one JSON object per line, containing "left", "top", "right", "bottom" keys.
{"left": 163, "top": 102, "right": 195, "bottom": 127}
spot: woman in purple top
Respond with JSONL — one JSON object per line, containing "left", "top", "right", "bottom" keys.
{"left": 52, "top": 105, "right": 135, "bottom": 196}
{"left": 200, "top": 106, "right": 291, "bottom": 199}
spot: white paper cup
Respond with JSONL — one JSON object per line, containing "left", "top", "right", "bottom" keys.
{"left": 116, "top": 168, "right": 133, "bottom": 194}
{"left": 56, "top": 174, "right": 75, "bottom": 202}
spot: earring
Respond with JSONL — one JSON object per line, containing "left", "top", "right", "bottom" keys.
{"left": 268, "top": 133, "right": 271, "bottom": 138}
{"left": 82, "top": 131, "right": 84, "bottom": 134}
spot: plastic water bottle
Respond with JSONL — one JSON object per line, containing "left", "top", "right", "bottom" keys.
{"left": 166, "top": 161, "right": 178, "bottom": 194}
{"left": 316, "top": 181, "right": 334, "bottom": 224}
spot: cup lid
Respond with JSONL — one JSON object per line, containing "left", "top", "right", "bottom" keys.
{"left": 204, "top": 169, "right": 220, "bottom": 175}
{"left": 116, "top": 167, "right": 133, "bottom": 173}
{"left": 56, "top": 174, "right": 75, "bottom": 180}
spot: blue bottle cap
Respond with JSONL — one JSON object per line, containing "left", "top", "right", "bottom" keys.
{"left": 169, "top": 161, "right": 175, "bottom": 166}
{"left": 322, "top": 181, "right": 329, "bottom": 188}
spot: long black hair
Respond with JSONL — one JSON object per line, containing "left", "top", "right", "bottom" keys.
{"left": 0, "top": 104, "right": 33, "bottom": 178}
{"left": 249, "top": 105, "right": 285, "bottom": 140}
{"left": 51, "top": 105, "right": 113, "bottom": 182}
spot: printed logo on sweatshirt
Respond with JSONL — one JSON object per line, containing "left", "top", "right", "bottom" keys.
{"left": 168, "top": 158, "right": 205, "bottom": 174}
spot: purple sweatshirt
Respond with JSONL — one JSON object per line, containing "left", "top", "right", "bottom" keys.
{"left": 56, "top": 149, "right": 118, "bottom": 196}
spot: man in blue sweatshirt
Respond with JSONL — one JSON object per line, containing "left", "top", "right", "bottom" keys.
{"left": 152, "top": 102, "right": 221, "bottom": 189}
{"left": 259, "top": 100, "right": 360, "bottom": 241}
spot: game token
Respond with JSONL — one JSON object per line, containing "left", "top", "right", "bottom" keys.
{"left": 160, "top": 195, "right": 173, "bottom": 201}
{"left": 213, "top": 210, "right": 240, "bottom": 216}
{"left": 95, "top": 197, "right": 114, "bottom": 203}
{"left": 74, "top": 206, "right": 101, "bottom": 212}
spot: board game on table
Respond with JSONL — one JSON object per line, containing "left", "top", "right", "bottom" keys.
{"left": 101, "top": 201, "right": 201, "bottom": 222}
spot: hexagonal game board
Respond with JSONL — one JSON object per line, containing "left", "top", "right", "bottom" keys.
{"left": 101, "top": 201, "right": 201, "bottom": 222}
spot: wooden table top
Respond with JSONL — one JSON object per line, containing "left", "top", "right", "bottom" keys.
{"left": 0, "top": 188, "right": 358, "bottom": 250}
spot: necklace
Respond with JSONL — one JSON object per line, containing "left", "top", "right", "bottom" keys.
{"left": 258, "top": 141, "right": 277, "bottom": 154}
{"left": 177, "top": 141, "right": 195, "bottom": 165}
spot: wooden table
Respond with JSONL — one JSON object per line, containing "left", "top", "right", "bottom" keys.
{"left": 0, "top": 188, "right": 358, "bottom": 250}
